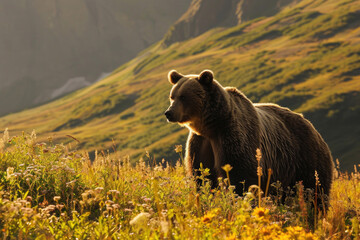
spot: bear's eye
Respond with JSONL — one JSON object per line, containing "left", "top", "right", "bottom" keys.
{"left": 179, "top": 95, "right": 186, "bottom": 101}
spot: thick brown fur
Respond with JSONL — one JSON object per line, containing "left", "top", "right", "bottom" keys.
{"left": 165, "top": 70, "right": 334, "bottom": 198}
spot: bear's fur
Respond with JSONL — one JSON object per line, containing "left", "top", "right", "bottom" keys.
{"left": 165, "top": 69, "right": 334, "bottom": 197}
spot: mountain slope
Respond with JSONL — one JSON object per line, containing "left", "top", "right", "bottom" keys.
{"left": 0, "top": 0, "right": 359, "bottom": 170}
{"left": 0, "top": 0, "right": 190, "bottom": 116}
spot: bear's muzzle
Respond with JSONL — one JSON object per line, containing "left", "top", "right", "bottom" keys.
{"left": 165, "top": 110, "right": 176, "bottom": 122}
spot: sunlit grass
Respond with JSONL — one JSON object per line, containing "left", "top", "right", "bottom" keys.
{"left": 0, "top": 130, "right": 359, "bottom": 239}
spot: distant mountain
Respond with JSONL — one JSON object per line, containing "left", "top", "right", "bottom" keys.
{"left": 0, "top": 0, "right": 191, "bottom": 116}
{"left": 163, "top": 0, "right": 298, "bottom": 45}
{"left": 0, "top": 0, "right": 359, "bottom": 171}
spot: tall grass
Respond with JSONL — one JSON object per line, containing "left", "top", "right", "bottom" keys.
{"left": 0, "top": 130, "right": 359, "bottom": 239}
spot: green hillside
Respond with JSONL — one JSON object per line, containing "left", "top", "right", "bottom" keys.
{"left": 0, "top": 0, "right": 359, "bottom": 170}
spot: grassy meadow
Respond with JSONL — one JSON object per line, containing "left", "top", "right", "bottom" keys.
{"left": 0, "top": 130, "right": 359, "bottom": 239}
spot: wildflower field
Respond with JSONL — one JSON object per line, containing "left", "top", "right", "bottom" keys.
{"left": 0, "top": 130, "right": 359, "bottom": 239}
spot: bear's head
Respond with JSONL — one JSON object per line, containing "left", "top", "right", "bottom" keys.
{"left": 165, "top": 70, "right": 214, "bottom": 133}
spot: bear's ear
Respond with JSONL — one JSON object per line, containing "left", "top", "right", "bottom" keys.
{"left": 198, "top": 70, "right": 214, "bottom": 86}
{"left": 168, "top": 70, "right": 184, "bottom": 85}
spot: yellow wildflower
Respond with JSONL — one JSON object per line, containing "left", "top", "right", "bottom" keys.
{"left": 201, "top": 208, "right": 220, "bottom": 224}
{"left": 222, "top": 164, "right": 233, "bottom": 172}
{"left": 252, "top": 207, "right": 269, "bottom": 221}
{"left": 225, "top": 234, "right": 238, "bottom": 240}
{"left": 286, "top": 226, "right": 318, "bottom": 240}
{"left": 201, "top": 212, "right": 216, "bottom": 224}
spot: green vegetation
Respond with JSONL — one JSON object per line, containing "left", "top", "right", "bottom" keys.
{"left": 1, "top": 131, "right": 359, "bottom": 239}
{"left": 0, "top": 0, "right": 359, "bottom": 170}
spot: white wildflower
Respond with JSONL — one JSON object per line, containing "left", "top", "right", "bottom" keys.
{"left": 130, "top": 212, "right": 151, "bottom": 229}
{"left": 30, "top": 129, "right": 36, "bottom": 139}
{"left": 6, "top": 167, "right": 14, "bottom": 179}
{"left": 3, "top": 128, "right": 9, "bottom": 142}
{"left": 53, "top": 196, "right": 61, "bottom": 202}
{"left": 0, "top": 139, "right": 4, "bottom": 151}
{"left": 160, "top": 220, "right": 169, "bottom": 235}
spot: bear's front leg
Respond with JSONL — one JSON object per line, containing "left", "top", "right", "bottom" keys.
{"left": 211, "top": 138, "right": 258, "bottom": 196}
{"left": 185, "top": 132, "right": 217, "bottom": 188}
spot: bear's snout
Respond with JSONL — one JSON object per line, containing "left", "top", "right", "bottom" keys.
{"left": 165, "top": 109, "right": 175, "bottom": 122}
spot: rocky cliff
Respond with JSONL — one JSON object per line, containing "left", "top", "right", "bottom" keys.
{"left": 0, "top": 0, "right": 190, "bottom": 116}
{"left": 163, "top": 0, "right": 298, "bottom": 45}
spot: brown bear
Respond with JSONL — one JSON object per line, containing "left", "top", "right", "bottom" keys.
{"left": 165, "top": 69, "right": 334, "bottom": 198}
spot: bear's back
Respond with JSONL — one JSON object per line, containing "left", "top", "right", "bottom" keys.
{"left": 254, "top": 103, "right": 333, "bottom": 193}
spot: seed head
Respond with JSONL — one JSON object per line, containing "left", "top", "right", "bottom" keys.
{"left": 174, "top": 145, "right": 183, "bottom": 153}
{"left": 256, "top": 148, "right": 262, "bottom": 162}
